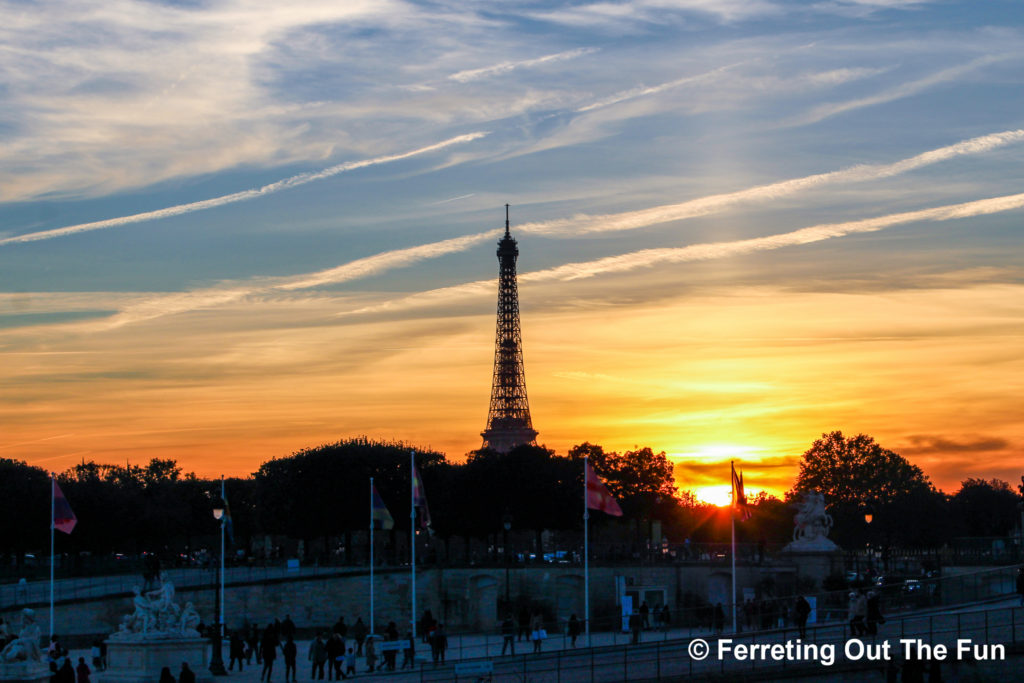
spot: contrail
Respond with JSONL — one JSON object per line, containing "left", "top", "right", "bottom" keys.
{"left": 342, "top": 191, "right": 1024, "bottom": 317}
{"left": 72, "top": 128, "right": 1024, "bottom": 329}
{"left": 449, "top": 48, "right": 598, "bottom": 83}
{"left": 514, "top": 128, "right": 1024, "bottom": 236}
{"left": 92, "top": 230, "right": 503, "bottom": 330}
{"left": 0, "top": 132, "right": 489, "bottom": 247}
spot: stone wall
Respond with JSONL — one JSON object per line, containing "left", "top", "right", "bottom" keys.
{"left": 9, "top": 562, "right": 796, "bottom": 642}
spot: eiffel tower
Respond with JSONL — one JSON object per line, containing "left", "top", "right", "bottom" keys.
{"left": 481, "top": 205, "right": 538, "bottom": 453}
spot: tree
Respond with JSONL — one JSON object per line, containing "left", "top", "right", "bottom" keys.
{"left": 952, "top": 478, "right": 1021, "bottom": 537}
{"left": 788, "top": 431, "right": 946, "bottom": 547}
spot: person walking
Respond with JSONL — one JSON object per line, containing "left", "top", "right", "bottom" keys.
{"left": 433, "top": 624, "right": 447, "bottom": 664}
{"left": 567, "top": 614, "right": 581, "bottom": 648}
{"left": 866, "top": 590, "right": 885, "bottom": 635}
{"left": 343, "top": 649, "right": 356, "bottom": 679}
{"left": 229, "top": 631, "right": 246, "bottom": 672}
{"left": 159, "top": 667, "right": 175, "bottom": 683}
{"left": 500, "top": 615, "right": 515, "bottom": 655}
{"left": 364, "top": 638, "right": 377, "bottom": 674}
{"left": 260, "top": 627, "right": 278, "bottom": 682}
{"left": 326, "top": 633, "right": 344, "bottom": 681}
{"left": 282, "top": 636, "right": 297, "bottom": 683}
{"left": 400, "top": 632, "right": 415, "bottom": 670}
{"left": 795, "top": 596, "right": 811, "bottom": 639}
{"left": 178, "top": 663, "right": 195, "bottom": 683}
{"left": 75, "top": 657, "right": 90, "bottom": 683}
{"left": 351, "top": 618, "right": 368, "bottom": 656}
{"left": 384, "top": 622, "right": 399, "bottom": 671}
{"left": 308, "top": 634, "right": 327, "bottom": 681}
{"left": 517, "top": 607, "right": 530, "bottom": 642}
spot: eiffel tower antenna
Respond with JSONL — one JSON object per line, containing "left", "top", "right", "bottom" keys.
{"left": 481, "top": 205, "right": 538, "bottom": 453}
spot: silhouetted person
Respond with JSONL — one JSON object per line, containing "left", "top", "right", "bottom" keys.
{"left": 75, "top": 658, "right": 90, "bottom": 683}
{"left": 229, "top": 631, "right": 245, "bottom": 671}
{"left": 567, "top": 614, "right": 581, "bottom": 647}
{"left": 351, "top": 618, "right": 368, "bottom": 655}
{"left": 794, "top": 596, "right": 811, "bottom": 639}
{"left": 260, "top": 627, "right": 278, "bottom": 682}
{"left": 177, "top": 663, "right": 195, "bottom": 683}
{"left": 308, "top": 633, "right": 327, "bottom": 680}
{"left": 501, "top": 615, "right": 515, "bottom": 655}
{"left": 158, "top": 667, "right": 175, "bottom": 683}
{"left": 282, "top": 636, "right": 297, "bottom": 683}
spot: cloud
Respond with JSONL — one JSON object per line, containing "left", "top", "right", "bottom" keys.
{"left": 34, "top": 127, "right": 1023, "bottom": 331}
{"left": 0, "top": 132, "right": 488, "bottom": 246}
{"left": 900, "top": 435, "right": 1010, "bottom": 454}
{"left": 448, "top": 48, "right": 598, "bottom": 83}
{"left": 516, "top": 128, "right": 1024, "bottom": 236}
{"left": 87, "top": 229, "right": 503, "bottom": 330}
{"left": 792, "top": 56, "right": 1009, "bottom": 125}
{"left": 343, "top": 191, "right": 1024, "bottom": 316}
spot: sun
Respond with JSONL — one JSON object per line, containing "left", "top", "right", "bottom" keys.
{"left": 695, "top": 485, "right": 733, "bottom": 507}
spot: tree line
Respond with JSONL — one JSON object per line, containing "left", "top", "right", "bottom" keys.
{"left": 0, "top": 432, "right": 1020, "bottom": 570}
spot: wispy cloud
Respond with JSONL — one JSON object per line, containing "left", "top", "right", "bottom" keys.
{"left": 0, "top": 132, "right": 488, "bottom": 247}
{"left": 793, "top": 56, "right": 1008, "bottom": 125}
{"left": 58, "top": 127, "right": 1024, "bottom": 330}
{"left": 516, "top": 128, "right": 1024, "bottom": 236}
{"left": 88, "top": 229, "right": 503, "bottom": 330}
{"left": 343, "top": 191, "right": 1024, "bottom": 316}
{"left": 448, "top": 48, "right": 598, "bottom": 83}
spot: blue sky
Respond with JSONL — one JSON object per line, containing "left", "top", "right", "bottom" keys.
{"left": 1, "top": 0, "right": 1022, "bottom": 495}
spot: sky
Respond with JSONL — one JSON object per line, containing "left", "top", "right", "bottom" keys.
{"left": 1, "top": 0, "right": 1022, "bottom": 501}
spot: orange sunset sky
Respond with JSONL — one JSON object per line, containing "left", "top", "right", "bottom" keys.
{"left": 1, "top": 0, "right": 1022, "bottom": 501}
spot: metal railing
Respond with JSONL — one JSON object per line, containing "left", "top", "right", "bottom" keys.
{"left": 411, "top": 603, "right": 1024, "bottom": 682}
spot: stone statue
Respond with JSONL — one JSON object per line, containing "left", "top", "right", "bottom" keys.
{"left": 1, "top": 609, "right": 42, "bottom": 663}
{"left": 129, "top": 586, "right": 156, "bottom": 634}
{"left": 178, "top": 602, "right": 201, "bottom": 637}
{"left": 112, "top": 575, "right": 189, "bottom": 640}
{"left": 788, "top": 491, "right": 838, "bottom": 551}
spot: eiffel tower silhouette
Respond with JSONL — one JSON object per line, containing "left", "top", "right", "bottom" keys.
{"left": 481, "top": 205, "right": 538, "bottom": 453}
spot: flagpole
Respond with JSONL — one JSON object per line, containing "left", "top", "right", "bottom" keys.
{"left": 220, "top": 475, "right": 226, "bottom": 643}
{"left": 584, "top": 456, "right": 590, "bottom": 648}
{"left": 731, "top": 461, "right": 737, "bottom": 634}
{"left": 410, "top": 450, "right": 417, "bottom": 641}
{"left": 50, "top": 472, "right": 55, "bottom": 640}
{"left": 370, "top": 477, "right": 375, "bottom": 635}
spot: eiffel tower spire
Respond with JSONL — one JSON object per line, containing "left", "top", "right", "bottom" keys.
{"left": 481, "top": 205, "right": 538, "bottom": 453}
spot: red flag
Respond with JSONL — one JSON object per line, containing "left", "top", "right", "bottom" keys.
{"left": 412, "top": 462, "right": 432, "bottom": 530}
{"left": 731, "top": 462, "right": 752, "bottom": 522}
{"left": 52, "top": 479, "right": 77, "bottom": 534}
{"left": 585, "top": 461, "right": 623, "bottom": 516}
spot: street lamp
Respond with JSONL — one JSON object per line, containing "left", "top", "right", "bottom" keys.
{"left": 209, "top": 495, "right": 227, "bottom": 676}
{"left": 502, "top": 510, "right": 513, "bottom": 604}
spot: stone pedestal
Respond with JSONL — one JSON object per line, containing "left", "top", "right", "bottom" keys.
{"left": 780, "top": 545, "right": 844, "bottom": 588}
{"left": 99, "top": 638, "right": 211, "bottom": 683}
{"left": 0, "top": 661, "right": 50, "bottom": 683}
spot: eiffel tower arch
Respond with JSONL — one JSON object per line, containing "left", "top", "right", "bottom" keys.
{"left": 481, "top": 205, "right": 538, "bottom": 453}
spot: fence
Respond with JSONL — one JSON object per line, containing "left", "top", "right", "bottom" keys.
{"left": 413, "top": 604, "right": 1024, "bottom": 682}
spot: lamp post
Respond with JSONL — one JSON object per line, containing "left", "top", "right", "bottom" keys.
{"left": 210, "top": 495, "right": 227, "bottom": 676}
{"left": 862, "top": 504, "right": 874, "bottom": 577}
{"left": 502, "top": 510, "right": 513, "bottom": 604}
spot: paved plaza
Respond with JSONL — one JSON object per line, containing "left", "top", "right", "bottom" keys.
{"left": 58, "top": 596, "right": 1022, "bottom": 682}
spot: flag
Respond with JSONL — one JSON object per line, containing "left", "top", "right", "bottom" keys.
{"left": 585, "top": 461, "right": 623, "bottom": 516}
{"left": 222, "top": 488, "right": 234, "bottom": 546}
{"left": 371, "top": 484, "right": 394, "bottom": 530}
{"left": 52, "top": 479, "right": 77, "bottom": 534}
{"left": 411, "top": 462, "right": 432, "bottom": 530}
{"left": 731, "top": 462, "right": 752, "bottom": 521}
